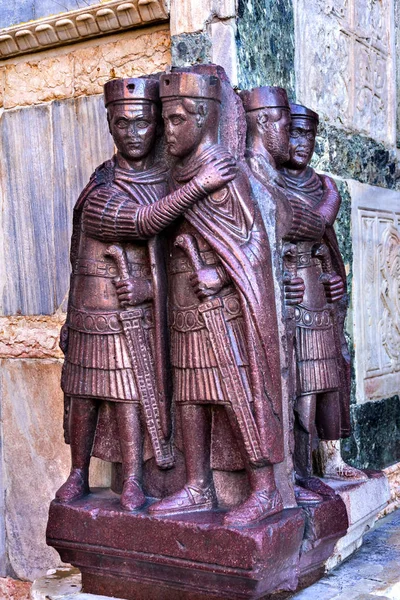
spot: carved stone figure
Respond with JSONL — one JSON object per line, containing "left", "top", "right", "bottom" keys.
{"left": 56, "top": 76, "right": 237, "bottom": 512}
{"left": 281, "top": 103, "right": 367, "bottom": 481}
{"left": 148, "top": 71, "right": 285, "bottom": 525}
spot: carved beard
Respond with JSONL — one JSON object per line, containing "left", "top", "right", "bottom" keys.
{"left": 266, "top": 124, "right": 290, "bottom": 167}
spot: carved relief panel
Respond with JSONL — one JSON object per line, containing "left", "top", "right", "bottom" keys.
{"left": 294, "top": 0, "right": 395, "bottom": 144}
{"left": 351, "top": 181, "right": 400, "bottom": 402}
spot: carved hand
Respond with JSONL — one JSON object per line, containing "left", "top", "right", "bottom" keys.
{"left": 114, "top": 277, "right": 153, "bottom": 307}
{"left": 283, "top": 275, "right": 305, "bottom": 306}
{"left": 195, "top": 156, "right": 237, "bottom": 193}
{"left": 59, "top": 323, "right": 69, "bottom": 355}
{"left": 189, "top": 266, "right": 226, "bottom": 299}
{"left": 320, "top": 273, "right": 345, "bottom": 303}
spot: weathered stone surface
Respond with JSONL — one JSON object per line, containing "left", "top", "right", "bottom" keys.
{"left": 210, "top": 19, "right": 238, "bottom": 86}
{"left": 171, "top": 32, "right": 212, "bottom": 67}
{"left": 2, "top": 26, "right": 170, "bottom": 109}
{"left": 0, "top": 577, "right": 30, "bottom": 600}
{"left": 323, "top": 474, "right": 390, "bottom": 570}
{"left": 350, "top": 181, "right": 400, "bottom": 403}
{"left": 4, "top": 55, "right": 74, "bottom": 109}
{"left": 0, "top": 315, "right": 64, "bottom": 359}
{"left": 170, "top": 0, "right": 236, "bottom": 36}
{"left": 0, "top": 359, "right": 110, "bottom": 580}
{"left": 294, "top": 0, "right": 395, "bottom": 145}
{"left": 236, "top": 0, "right": 295, "bottom": 97}
{"left": 312, "top": 122, "right": 398, "bottom": 190}
{"left": 381, "top": 462, "right": 400, "bottom": 516}
{"left": 73, "top": 26, "right": 171, "bottom": 97}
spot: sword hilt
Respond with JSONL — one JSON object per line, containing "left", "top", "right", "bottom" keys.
{"left": 105, "top": 244, "right": 130, "bottom": 281}
{"left": 313, "top": 242, "right": 334, "bottom": 275}
{"left": 174, "top": 233, "right": 204, "bottom": 272}
{"left": 282, "top": 242, "right": 298, "bottom": 278}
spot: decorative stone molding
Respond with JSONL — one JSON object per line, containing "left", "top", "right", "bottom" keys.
{"left": 0, "top": 0, "right": 168, "bottom": 59}
{"left": 350, "top": 180, "right": 400, "bottom": 402}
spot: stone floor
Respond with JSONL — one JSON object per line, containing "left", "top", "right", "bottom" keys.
{"left": 290, "top": 508, "right": 400, "bottom": 600}
{"left": 30, "top": 508, "right": 400, "bottom": 600}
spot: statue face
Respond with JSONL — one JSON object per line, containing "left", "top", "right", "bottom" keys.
{"left": 286, "top": 118, "right": 317, "bottom": 170}
{"left": 108, "top": 102, "right": 158, "bottom": 162}
{"left": 260, "top": 108, "right": 291, "bottom": 167}
{"left": 162, "top": 100, "right": 204, "bottom": 158}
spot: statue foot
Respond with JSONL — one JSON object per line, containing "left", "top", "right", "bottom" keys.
{"left": 55, "top": 468, "right": 89, "bottom": 503}
{"left": 148, "top": 484, "right": 216, "bottom": 515}
{"left": 324, "top": 463, "right": 368, "bottom": 481}
{"left": 224, "top": 489, "right": 283, "bottom": 526}
{"left": 120, "top": 476, "right": 146, "bottom": 511}
{"left": 294, "top": 485, "right": 323, "bottom": 506}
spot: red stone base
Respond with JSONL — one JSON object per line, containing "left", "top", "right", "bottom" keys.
{"left": 47, "top": 489, "right": 306, "bottom": 600}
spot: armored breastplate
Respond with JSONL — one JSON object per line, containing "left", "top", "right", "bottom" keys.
{"left": 296, "top": 241, "right": 328, "bottom": 312}
{"left": 69, "top": 232, "right": 151, "bottom": 313}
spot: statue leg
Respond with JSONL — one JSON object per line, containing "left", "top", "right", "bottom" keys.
{"left": 148, "top": 404, "right": 216, "bottom": 515}
{"left": 55, "top": 396, "right": 98, "bottom": 502}
{"left": 223, "top": 407, "right": 283, "bottom": 526}
{"left": 294, "top": 393, "right": 317, "bottom": 478}
{"left": 317, "top": 391, "right": 367, "bottom": 480}
{"left": 114, "top": 402, "right": 146, "bottom": 511}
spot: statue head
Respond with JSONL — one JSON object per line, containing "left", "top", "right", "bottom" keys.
{"left": 159, "top": 72, "right": 222, "bottom": 158}
{"left": 104, "top": 77, "right": 160, "bottom": 163}
{"left": 241, "top": 86, "right": 291, "bottom": 167}
{"left": 285, "top": 103, "right": 319, "bottom": 170}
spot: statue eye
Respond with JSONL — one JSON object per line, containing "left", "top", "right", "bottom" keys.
{"left": 171, "top": 116, "right": 183, "bottom": 125}
{"left": 136, "top": 120, "right": 149, "bottom": 129}
{"left": 116, "top": 119, "right": 128, "bottom": 129}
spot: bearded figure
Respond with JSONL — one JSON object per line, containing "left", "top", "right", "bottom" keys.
{"left": 280, "top": 103, "right": 366, "bottom": 481}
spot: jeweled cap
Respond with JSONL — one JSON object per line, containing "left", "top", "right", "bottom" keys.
{"left": 104, "top": 77, "right": 159, "bottom": 107}
{"left": 240, "top": 86, "right": 289, "bottom": 112}
{"left": 290, "top": 103, "right": 319, "bottom": 123}
{"left": 159, "top": 72, "right": 221, "bottom": 102}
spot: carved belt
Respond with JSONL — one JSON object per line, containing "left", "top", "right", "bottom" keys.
{"left": 169, "top": 250, "right": 218, "bottom": 274}
{"left": 73, "top": 258, "right": 151, "bottom": 279}
{"left": 171, "top": 292, "right": 242, "bottom": 332}
{"left": 295, "top": 306, "right": 332, "bottom": 329}
{"left": 68, "top": 305, "right": 153, "bottom": 334}
{"left": 296, "top": 253, "right": 319, "bottom": 268}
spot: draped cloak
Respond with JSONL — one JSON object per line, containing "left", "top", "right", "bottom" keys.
{"left": 170, "top": 145, "right": 284, "bottom": 465}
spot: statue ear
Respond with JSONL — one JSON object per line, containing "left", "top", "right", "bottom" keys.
{"left": 196, "top": 102, "right": 208, "bottom": 128}
{"left": 256, "top": 110, "right": 269, "bottom": 131}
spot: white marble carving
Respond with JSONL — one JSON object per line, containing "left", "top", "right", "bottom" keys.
{"left": 294, "top": 0, "right": 396, "bottom": 145}
{"left": 351, "top": 180, "right": 400, "bottom": 402}
{"left": 0, "top": 0, "right": 168, "bottom": 59}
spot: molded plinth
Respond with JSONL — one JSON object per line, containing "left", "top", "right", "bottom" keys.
{"left": 47, "top": 489, "right": 306, "bottom": 600}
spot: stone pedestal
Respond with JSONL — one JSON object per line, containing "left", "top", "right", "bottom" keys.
{"left": 323, "top": 472, "right": 390, "bottom": 570}
{"left": 47, "top": 489, "right": 306, "bottom": 600}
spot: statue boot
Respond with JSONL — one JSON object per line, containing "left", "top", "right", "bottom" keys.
{"left": 148, "top": 483, "right": 216, "bottom": 515}
{"left": 224, "top": 465, "right": 283, "bottom": 526}
{"left": 120, "top": 476, "right": 146, "bottom": 511}
{"left": 56, "top": 468, "right": 90, "bottom": 503}
{"left": 318, "top": 440, "right": 368, "bottom": 480}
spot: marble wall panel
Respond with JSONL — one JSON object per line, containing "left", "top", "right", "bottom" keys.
{"left": 0, "top": 358, "right": 111, "bottom": 580}
{"left": 1, "top": 105, "right": 55, "bottom": 316}
{"left": 52, "top": 95, "right": 114, "bottom": 309}
{"left": 350, "top": 181, "right": 400, "bottom": 402}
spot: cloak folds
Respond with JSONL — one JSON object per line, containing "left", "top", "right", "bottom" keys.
{"left": 173, "top": 144, "right": 284, "bottom": 465}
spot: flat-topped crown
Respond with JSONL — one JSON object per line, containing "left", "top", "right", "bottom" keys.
{"left": 104, "top": 77, "right": 159, "bottom": 107}
{"left": 160, "top": 72, "right": 221, "bottom": 102}
{"left": 240, "top": 86, "right": 289, "bottom": 112}
{"left": 290, "top": 103, "right": 319, "bottom": 123}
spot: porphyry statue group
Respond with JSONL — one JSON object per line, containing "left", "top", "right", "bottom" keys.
{"left": 56, "top": 67, "right": 366, "bottom": 527}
